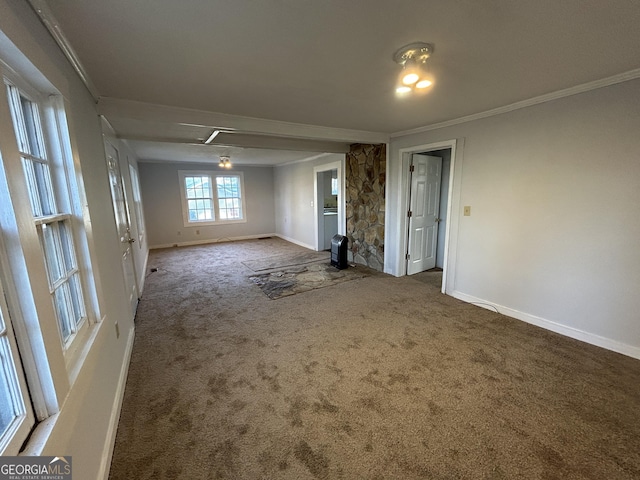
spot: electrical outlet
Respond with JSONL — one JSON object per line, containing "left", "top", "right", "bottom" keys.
{"left": 195, "top": 229, "right": 200, "bottom": 235}
{"left": 177, "top": 230, "right": 181, "bottom": 236}
{"left": 464, "top": 206, "right": 471, "bottom": 216}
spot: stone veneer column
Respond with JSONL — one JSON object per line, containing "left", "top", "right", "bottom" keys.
{"left": 345, "top": 143, "right": 386, "bottom": 271}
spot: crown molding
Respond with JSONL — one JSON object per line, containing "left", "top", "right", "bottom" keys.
{"left": 27, "top": 0, "right": 100, "bottom": 101}
{"left": 391, "top": 68, "right": 640, "bottom": 138}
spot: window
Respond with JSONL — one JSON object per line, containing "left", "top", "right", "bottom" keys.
{"left": 179, "top": 171, "right": 246, "bottom": 226}
{"left": 0, "top": 43, "right": 99, "bottom": 457}
{"left": 5, "top": 82, "right": 87, "bottom": 347}
{"left": 184, "top": 174, "right": 214, "bottom": 221}
{"left": 216, "top": 175, "right": 242, "bottom": 220}
{"left": 0, "top": 265, "right": 34, "bottom": 455}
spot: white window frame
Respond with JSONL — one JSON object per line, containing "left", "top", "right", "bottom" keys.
{"left": 4, "top": 78, "right": 90, "bottom": 351}
{"left": 178, "top": 170, "right": 247, "bottom": 227}
{"left": 0, "top": 259, "right": 35, "bottom": 455}
{"left": 0, "top": 54, "right": 102, "bottom": 452}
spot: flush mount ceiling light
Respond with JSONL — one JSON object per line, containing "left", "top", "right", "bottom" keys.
{"left": 393, "top": 42, "right": 435, "bottom": 95}
{"left": 218, "top": 156, "right": 232, "bottom": 168}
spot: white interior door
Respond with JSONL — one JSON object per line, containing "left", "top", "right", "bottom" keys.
{"left": 105, "top": 140, "right": 138, "bottom": 317}
{"left": 407, "top": 154, "right": 442, "bottom": 275}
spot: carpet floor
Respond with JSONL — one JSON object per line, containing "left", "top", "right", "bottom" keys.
{"left": 109, "top": 238, "right": 640, "bottom": 480}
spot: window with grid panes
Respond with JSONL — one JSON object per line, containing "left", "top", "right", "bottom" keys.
{"left": 5, "top": 82, "right": 86, "bottom": 347}
{"left": 0, "top": 263, "right": 34, "bottom": 455}
{"left": 184, "top": 175, "right": 214, "bottom": 221}
{"left": 178, "top": 171, "right": 246, "bottom": 226}
{"left": 216, "top": 175, "right": 242, "bottom": 220}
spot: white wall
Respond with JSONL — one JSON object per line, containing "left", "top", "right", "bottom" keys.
{"left": 0, "top": 1, "right": 139, "bottom": 477}
{"left": 139, "top": 162, "right": 276, "bottom": 248}
{"left": 274, "top": 154, "right": 344, "bottom": 249}
{"left": 388, "top": 79, "right": 640, "bottom": 358}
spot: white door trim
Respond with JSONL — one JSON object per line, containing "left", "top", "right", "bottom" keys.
{"left": 395, "top": 139, "right": 462, "bottom": 294}
{"left": 313, "top": 160, "right": 345, "bottom": 251}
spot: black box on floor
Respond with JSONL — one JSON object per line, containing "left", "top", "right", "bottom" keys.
{"left": 330, "top": 234, "right": 348, "bottom": 269}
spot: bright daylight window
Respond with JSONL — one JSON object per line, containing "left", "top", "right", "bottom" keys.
{"left": 0, "top": 268, "right": 34, "bottom": 455}
{"left": 185, "top": 175, "right": 214, "bottom": 221}
{"left": 216, "top": 175, "right": 242, "bottom": 220}
{"left": 5, "top": 82, "right": 87, "bottom": 346}
{"left": 179, "top": 171, "right": 245, "bottom": 226}
{"left": 331, "top": 177, "right": 338, "bottom": 196}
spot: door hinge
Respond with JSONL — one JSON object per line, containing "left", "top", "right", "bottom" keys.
{"left": 407, "top": 210, "right": 412, "bottom": 218}
{"left": 409, "top": 164, "right": 415, "bottom": 172}
{"left": 406, "top": 253, "right": 410, "bottom": 260}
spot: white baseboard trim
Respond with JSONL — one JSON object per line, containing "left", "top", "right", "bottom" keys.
{"left": 274, "top": 234, "right": 316, "bottom": 251}
{"left": 149, "top": 233, "right": 277, "bottom": 250}
{"left": 451, "top": 290, "right": 640, "bottom": 360}
{"left": 98, "top": 324, "right": 136, "bottom": 480}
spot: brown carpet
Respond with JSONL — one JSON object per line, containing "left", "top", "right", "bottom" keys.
{"left": 109, "top": 238, "right": 640, "bottom": 480}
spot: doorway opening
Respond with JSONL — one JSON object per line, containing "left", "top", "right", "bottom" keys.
{"left": 313, "top": 160, "right": 344, "bottom": 251}
{"left": 399, "top": 140, "right": 457, "bottom": 293}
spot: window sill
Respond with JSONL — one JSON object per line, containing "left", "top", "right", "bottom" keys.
{"left": 182, "top": 218, "right": 247, "bottom": 228}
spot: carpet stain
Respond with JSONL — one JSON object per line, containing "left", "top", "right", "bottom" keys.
{"left": 237, "top": 424, "right": 249, "bottom": 435}
{"left": 428, "top": 400, "right": 444, "bottom": 415}
{"left": 294, "top": 440, "right": 329, "bottom": 480}
{"left": 149, "top": 387, "right": 178, "bottom": 417}
{"left": 362, "top": 369, "right": 385, "bottom": 388}
{"left": 208, "top": 439, "right": 239, "bottom": 479}
{"left": 535, "top": 443, "right": 566, "bottom": 470}
{"left": 358, "top": 396, "right": 383, "bottom": 414}
{"left": 230, "top": 399, "right": 247, "bottom": 412}
{"left": 387, "top": 373, "right": 410, "bottom": 386}
{"left": 208, "top": 374, "right": 230, "bottom": 398}
{"left": 286, "top": 396, "right": 309, "bottom": 427}
{"left": 256, "top": 362, "right": 281, "bottom": 392}
{"left": 313, "top": 394, "right": 339, "bottom": 414}
{"left": 169, "top": 409, "right": 192, "bottom": 433}
{"left": 304, "top": 361, "right": 319, "bottom": 374}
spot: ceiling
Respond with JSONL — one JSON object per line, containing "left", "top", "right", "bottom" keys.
{"left": 36, "top": 0, "right": 640, "bottom": 165}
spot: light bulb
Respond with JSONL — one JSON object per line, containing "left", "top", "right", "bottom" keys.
{"left": 401, "top": 57, "right": 420, "bottom": 85}
{"left": 415, "top": 79, "right": 432, "bottom": 89}
{"left": 396, "top": 85, "right": 411, "bottom": 94}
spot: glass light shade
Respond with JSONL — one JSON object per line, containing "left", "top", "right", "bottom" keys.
{"left": 415, "top": 78, "right": 432, "bottom": 89}
{"left": 396, "top": 85, "right": 412, "bottom": 94}
{"left": 401, "top": 57, "right": 420, "bottom": 85}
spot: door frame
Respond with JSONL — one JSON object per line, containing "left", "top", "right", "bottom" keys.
{"left": 313, "top": 159, "right": 345, "bottom": 251}
{"left": 397, "top": 139, "right": 461, "bottom": 294}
